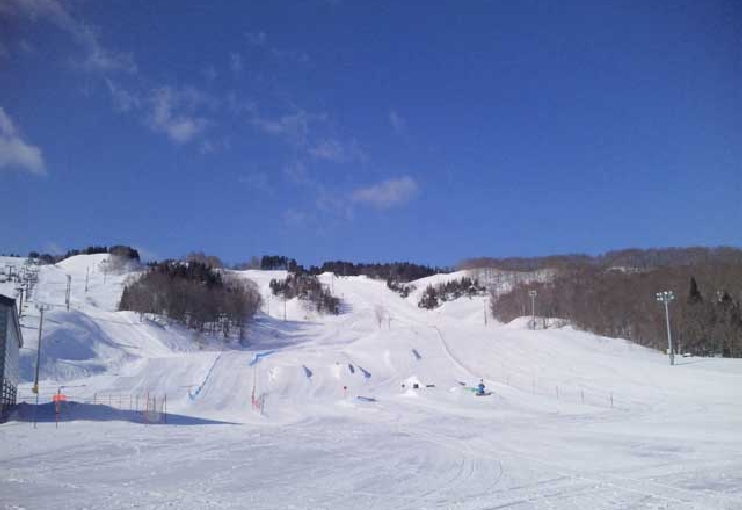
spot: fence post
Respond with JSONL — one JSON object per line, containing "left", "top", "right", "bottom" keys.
{"left": 581, "top": 390, "right": 585, "bottom": 405}
{"left": 610, "top": 392, "right": 614, "bottom": 408}
{"left": 108, "top": 394, "right": 111, "bottom": 406}
{"left": 93, "top": 393, "right": 97, "bottom": 405}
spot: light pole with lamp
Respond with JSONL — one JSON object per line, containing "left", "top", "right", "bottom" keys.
{"left": 656, "top": 291, "right": 675, "bottom": 365}
{"left": 528, "top": 290, "right": 537, "bottom": 330}
{"left": 32, "top": 303, "right": 51, "bottom": 428}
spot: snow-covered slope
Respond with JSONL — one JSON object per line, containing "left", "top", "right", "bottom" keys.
{"left": 2, "top": 256, "right": 741, "bottom": 509}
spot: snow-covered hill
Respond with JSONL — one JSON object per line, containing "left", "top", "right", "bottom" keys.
{"left": 1, "top": 255, "right": 741, "bottom": 509}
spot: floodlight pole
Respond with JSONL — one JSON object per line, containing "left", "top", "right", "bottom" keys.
{"left": 656, "top": 291, "right": 675, "bottom": 365}
{"left": 529, "top": 290, "right": 537, "bottom": 329}
{"left": 33, "top": 303, "right": 51, "bottom": 428}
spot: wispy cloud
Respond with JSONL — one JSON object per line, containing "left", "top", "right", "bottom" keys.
{"left": 245, "top": 31, "right": 267, "bottom": 47}
{"left": 352, "top": 176, "right": 418, "bottom": 210}
{"left": 283, "top": 208, "right": 308, "bottom": 227}
{"left": 105, "top": 82, "right": 215, "bottom": 145}
{"left": 199, "top": 138, "right": 230, "bottom": 155}
{"left": 283, "top": 160, "right": 309, "bottom": 184}
{"left": 44, "top": 241, "right": 64, "bottom": 255}
{"left": 226, "top": 91, "right": 256, "bottom": 115}
{"left": 238, "top": 171, "right": 271, "bottom": 192}
{"left": 147, "top": 87, "right": 211, "bottom": 144}
{"left": 105, "top": 79, "right": 140, "bottom": 112}
{"left": 229, "top": 52, "right": 243, "bottom": 73}
{"left": 0, "top": 106, "right": 46, "bottom": 175}
{"left": 252, "top": 109, "right": 326, "bottom": 147}
{"left": 244, "top": 30, "right": 310, "bottom": 64}
{"left": 308, "top": 138, "right": 367, "bottom": 163}
{"left": 389, "top": 110, "right": 406, "bottom": 135}
{"left": 316, "top": 187, "right": 354, "bottom": 221}
{"left": 1, "top": 0, "right": 136, "bottom": 74}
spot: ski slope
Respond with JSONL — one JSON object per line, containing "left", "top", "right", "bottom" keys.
{"left": 1, "top": 255, "right": 741, "bottom": 509}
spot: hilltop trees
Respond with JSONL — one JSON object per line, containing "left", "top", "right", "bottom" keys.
{"left": 119, "top": 260, "right": 261, "bottom": 340}
{"left": 417, "top": 277, "right": 486, "bottom": 309}
{"left": 269, "top": 274, "right": 340, "bottom": 315}
{"left": 186, "top": 251, "right": 224, "bottom": 269}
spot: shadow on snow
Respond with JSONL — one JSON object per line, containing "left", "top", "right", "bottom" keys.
{"left": 5, "top": 402, "right": 237, "bottom": 426}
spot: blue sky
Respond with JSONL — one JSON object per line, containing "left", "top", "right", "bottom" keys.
{"left": 1, "top": 1, "right": 739, "bottom": 265}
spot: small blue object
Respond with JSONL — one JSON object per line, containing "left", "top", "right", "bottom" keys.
{"left": 249, "top": 350, "right": 276, "bottom": 366}
{"left": 477, "top": 383, "right": 486, "bottom": 396}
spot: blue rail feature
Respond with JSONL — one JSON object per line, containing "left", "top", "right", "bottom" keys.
{"left": 249, "top": 350, "right": 276, "bottom": 367}
{"left": 189, "top": 354, "right": 223, "bottom": 400}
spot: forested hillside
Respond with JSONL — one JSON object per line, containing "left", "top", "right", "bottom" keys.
{"left": 488, "top": 248, "right": 742, "bottom": 357}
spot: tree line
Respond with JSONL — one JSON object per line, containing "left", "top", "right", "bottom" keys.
{"left": 461, "top": 247, "right": 742, "bottom": 272}
{"left": 491, "top": 263, "right": 742, "bottom": 357}
{"left": 28, "top": 245, "right": 141, "bottom": 265}
{"left": 119, "top": 260, "right": 261, "bottom": 342}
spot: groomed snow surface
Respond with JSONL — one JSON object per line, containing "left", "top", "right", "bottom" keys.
{"left": 1, "top": 255, "right": 741, "bottom": 509}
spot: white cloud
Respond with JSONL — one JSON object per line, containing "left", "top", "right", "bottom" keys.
{"left": 352, "top": 176, "right": 418, "bottom": 210}
{"left": 0, "top": 106, "right": 46, "bottom": 175}
{"left": 1, "top": 0, "right": 136, "bottom": 74}
{"left": 229, "top": 52, "right": 243, "bottom": 73}
{"left": 389, "top": 110, "right": 406, "bottom": 134}
{"left": 104, "top": 80, "right": 216, "bottom": 146}
{"left": 147, "top": 87, "right": 211, "bottom": 144}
